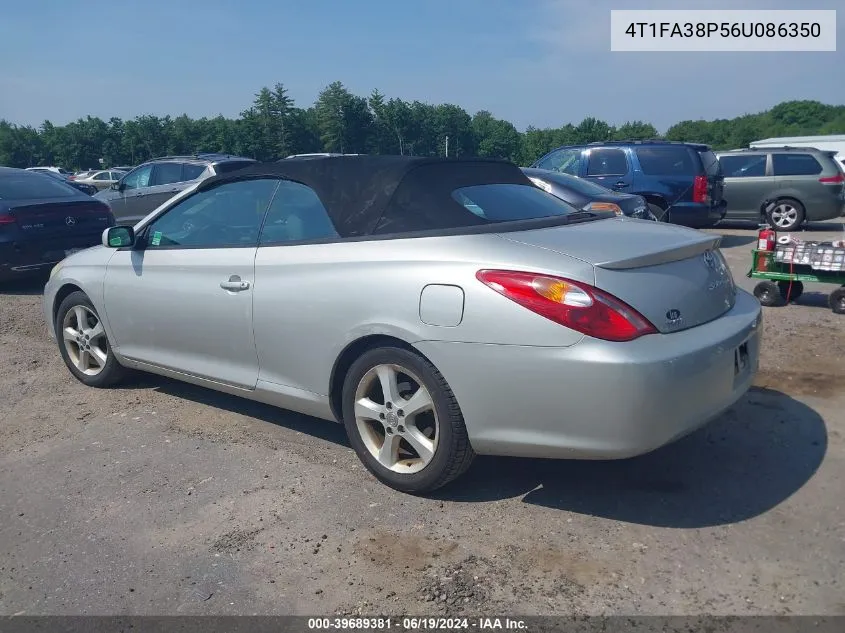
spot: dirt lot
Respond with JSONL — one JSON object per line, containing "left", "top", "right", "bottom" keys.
{"left": 1, "top": 219, "right": 843, "bottom": 616}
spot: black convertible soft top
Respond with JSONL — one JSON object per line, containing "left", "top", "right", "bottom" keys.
{"left": 196, "top": 155, "right": 536, "bottom": 238}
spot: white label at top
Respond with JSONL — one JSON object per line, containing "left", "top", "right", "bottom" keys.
{"left": 610, "top": 10, "right": 837, "bottom": 52}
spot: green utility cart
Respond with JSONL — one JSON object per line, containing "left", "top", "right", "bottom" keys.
{"left": 748, "top": 246, "right": 845, "bottom": 314}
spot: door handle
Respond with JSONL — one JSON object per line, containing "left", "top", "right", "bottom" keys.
{"left": 220, "top": 274, "right": 250, "bottom": 292}
{"left": 614, "top": 181, "right": 629, "bottom": 187}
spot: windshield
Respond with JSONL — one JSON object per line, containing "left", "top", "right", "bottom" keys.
{"left": 452, "top": 183, "right": 583, "bottom": 222}
{"left": 0, "top": 173, "right": 81, "bottom": 200}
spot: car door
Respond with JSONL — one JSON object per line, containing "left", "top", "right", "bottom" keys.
{"left": 102, "top": 177, "right": 281, "bottom": 388}
{"left": 114, "top": 164, "right": 155, "bottom": 223}
{"left": 252, "top": 180, "right": 343, "bottom": 394}
{"left": 718, "top": 153, "right": 770, "bottom": 219}
{"left": 583, "top": 147, "right": 633, "bottom": 192}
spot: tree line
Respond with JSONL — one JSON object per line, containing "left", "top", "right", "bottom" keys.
{"left": 1, "top": 81, "right": 844, "bottom": 171}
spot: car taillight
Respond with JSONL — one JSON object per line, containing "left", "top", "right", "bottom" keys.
{"left": 583, "top": 201, "right": 623, "bottom": 215}
{"left": 693, "top": 175, "right": 708, "bottom": 203}
{"left": 819, "top": 173, "right": 845, "bottom": 184}
{"left": 476, "top": 270, "right": 658, "bottom": 342}
{"left": 0, "top": 214, "right": 15, "bottom": 225}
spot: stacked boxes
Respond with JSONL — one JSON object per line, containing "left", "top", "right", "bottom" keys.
{"left": 775, "top": 240, "right": 845, "bottom": 272}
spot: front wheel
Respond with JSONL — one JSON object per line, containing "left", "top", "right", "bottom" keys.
{"left": 754, "top": 281, "right": 785, "bottom": 307}
{"left": 341, "top": 347, "right": 474, "bottom": 494}
{"left": 830, "top": 287, "right": 845, "bottom": 314}
{"left": 55, "top": 291, "right": 127, "bottom": 387}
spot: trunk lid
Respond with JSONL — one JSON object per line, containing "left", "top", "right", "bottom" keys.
{"left": 7, "top": 199, "right": 113, "bottom": 237}
{"left": 498, "top": 218, "right": 737, "bottom": 334}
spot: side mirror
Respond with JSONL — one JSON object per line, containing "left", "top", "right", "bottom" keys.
{"left": 102, "top": 225, "right": 135, "bottom": 248}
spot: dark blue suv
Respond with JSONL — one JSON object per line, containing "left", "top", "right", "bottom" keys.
{"left": 530, "top": 140, "right": 727, "bottom": 228}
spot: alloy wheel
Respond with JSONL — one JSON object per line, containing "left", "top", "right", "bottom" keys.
{"left": 770, "top": 203, "right": 799, "bottom": 229}
{"left": 353, "top": 363, "right": 439, "bottom": 474}
{"left": 61, "top": 305, "right": 109, "bottom": 376}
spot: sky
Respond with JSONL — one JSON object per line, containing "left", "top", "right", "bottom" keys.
{"left": 0, "top": 0, "right": 842, "bottom": 133}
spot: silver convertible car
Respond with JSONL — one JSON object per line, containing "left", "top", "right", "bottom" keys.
{"left": 43, "top": 156, "right": 762, "bottom": 494}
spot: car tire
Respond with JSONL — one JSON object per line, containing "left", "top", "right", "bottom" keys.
{"left": 55, "top": 291, "right": 127, "bottom": 388}
{"left": 830, "top": 287, "right": 845, "bottom": 314}
{"left": 753, "top": 281, "right": 785, "bottom": 307}
{"left": 767, "top": 199, "right": 805, "bottom": 231}
{"left": 777, "top": 280, "right": 803, "bottom": 302}
{"left": 648, "top": 203, "right": 669, "bottom": 222}
{"left": 341, "top": 346, "right": 475, "bottom": 494}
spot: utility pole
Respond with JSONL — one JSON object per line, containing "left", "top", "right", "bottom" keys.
{"left": 445, "top": 135, "right": 449, "bottom": 157}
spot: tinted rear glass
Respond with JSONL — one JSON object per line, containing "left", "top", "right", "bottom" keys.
{"left": 215, "top": 160, "right": 256, "bottom": 174}
{"left": 719, "top": 154, "right": 766, "bottom": 177}
{"left": 771, "top": 153, "right": 822, "bottom": 176}
{"left": 183, "top": 163, "right": 206, "bottom": 180}
{"left": 635, "top": 146, "right": 696, "bottom": 175}
{"left": 0, "top": 173, "right": 80, "bottom": 200}
{"left": 452, "top": 184, "right": 581, "bottom": 222}
{"left": 699, "top": 150, "right": 722, "bottom": 176}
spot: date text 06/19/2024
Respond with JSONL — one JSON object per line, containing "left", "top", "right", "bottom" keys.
{"left": 307, "top": 617, "right": 528, "bottom": 630}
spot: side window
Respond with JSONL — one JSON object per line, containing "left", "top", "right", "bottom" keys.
{"left": 93, "top": 172, "right": 111, "bottom": 181}
{"left": 151, "top": 162, "right": 185, "bottom": 186}
{"left": 121, "top": 164, "right": 153, "bottom": 190}
{"left": 259, "top": 180, "right": 339, "bottom": 246}
{"left": 183, "top": 163, "right": 206, "bottom": 181}
{"left": 719, "top": 155, "right": 766, "bottom": 178}
{"left": 586, "top": 148, "right": 628, "bottom": 176}
{"left": 144, "top": 178, "right": 280, "bottom": 249}
{"left": 536, "top": 148, "right": 581, "bottom": 175}
{"left": 772, "top": 153, "right": 823, "bottom": 176}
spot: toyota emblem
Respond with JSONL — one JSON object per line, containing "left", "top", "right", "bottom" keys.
{"left": 65, "top": 216, "right": 76, "bottom": 226}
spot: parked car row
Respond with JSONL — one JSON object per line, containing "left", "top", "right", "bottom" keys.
{"left": 528, "top": 139, "right": 845, "bottom": 232}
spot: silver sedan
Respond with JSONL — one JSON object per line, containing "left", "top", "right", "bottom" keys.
{"left": 43, "top": 156, "right": 762, "bottom": 494}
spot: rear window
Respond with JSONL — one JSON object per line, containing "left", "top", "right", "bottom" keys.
{"left": 183, "top": 163, "right": 207, "bottom": 180}
{"left": 699, "top": 150, "right": 722, "bottom": 176}
{"left": 771, "top": 153, "right": 823, "bottom": 176}
{"left": 0, "top": 173, "right": 80, "bottom": 200}
{"left": 452, "top": 184, "right": 581, "bottom": 222}
{"left": 214, "top": 160, "right": 255, "bottom": 175}
{"left": 634, "top": 146, "right": 696, "bottom": 175}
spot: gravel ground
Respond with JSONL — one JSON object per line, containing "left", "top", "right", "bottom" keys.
{"left": 0, "top": 219, "right": 843, "bottom": 616}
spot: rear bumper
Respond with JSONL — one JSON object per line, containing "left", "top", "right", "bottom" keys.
{"left": 805, "top": 199, "right": 845, "bottom": 222}
{"left": 415, "top": 289, "right": 762, "bottom": 460}
{"left": 668, "top": 200, "right": 726, "bottom": 228}
{"left": 0, "top": 235, "right": 100, "bottom": 280}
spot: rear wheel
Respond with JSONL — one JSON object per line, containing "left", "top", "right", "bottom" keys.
{"left": 766, "top": 199, "right": 805, "bottom": 231}
{"left": 55, "top": 291, "right": 127, "bottom": 387}
{"left": 648, "top": 203, "right": 669, "bottom": 222}
{"left": 777, "top": 280, "right": 804, "bottom": 302}
{"left": 830, "top": 287, "right": 845, "bottom": 314}
{"left": 753, "top": 281, "right": 785, "bottom": 307}
{"left": 341, "top": 346, "right": 474, "bottom": 494}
